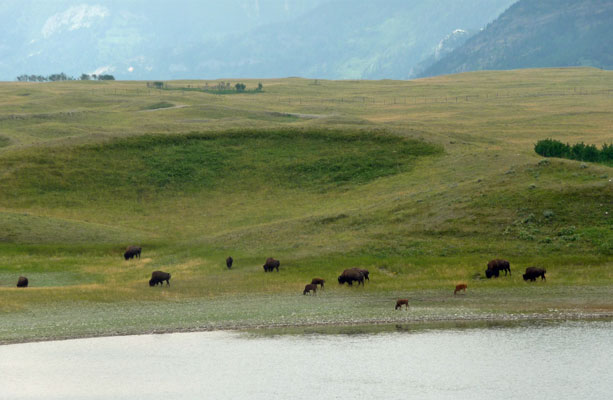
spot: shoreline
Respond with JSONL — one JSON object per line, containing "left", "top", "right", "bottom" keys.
{"left": 3, "top": 310, "right": 612, "bottom": 346}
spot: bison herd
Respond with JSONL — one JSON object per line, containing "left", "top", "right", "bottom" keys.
{"left": 6, "top": 247, "right": 549, "bottom": 317}
{"left": 483, "top": 259, "right": 547, "bottom": 282}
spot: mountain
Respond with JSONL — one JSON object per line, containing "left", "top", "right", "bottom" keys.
{"left": 0, "top": 0, "right": 329, "bottom": 80}
{"left": 420, "top": 0, "right": 613, "bottom": 77}
{"left": 0, "top": 0, "right": 515, "bottom": 81}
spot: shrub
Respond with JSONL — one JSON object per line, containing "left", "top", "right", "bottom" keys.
{"left": 535, "top": 138, "right": 613, "bottom": 165}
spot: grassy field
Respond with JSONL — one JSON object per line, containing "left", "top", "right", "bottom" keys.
{"left": 0, "top": 67, "right": 612, "bottom": 343}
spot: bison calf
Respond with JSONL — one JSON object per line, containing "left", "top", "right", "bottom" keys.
{"left": 149, "top": 271, "right": 171, "bottom": 287}
{"left": 454, "top": 284, "right": 467, "bottom": 295}
{"left": 303, "top": 284, "right": 317, "bottom": 295}
{"left": 311, "top": 278, "right": 325, "bottom": 289}
{"left": 16, "top": 276, "right": 28, "bottom": 288}
{"left": 395, "top": 299, "right": 408, "bottom": 310}
{"left": 523, "top": 267, "right": 546, "bottom": 282}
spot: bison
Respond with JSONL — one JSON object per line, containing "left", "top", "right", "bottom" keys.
{"left": 311, "top": 278, "right": 325, "bottom": 289}
{"left": 523, "top": 267, "right": 546, "bottom": 282}
{"left": 124, "top": 246, "right": 142, "bottom": 260}
{"left": 263, "top": 257, "right": 280, "bottom": 272}
{"left": 485, "top": 268, "right": 498, "bottom": 279}
{"left": 338, "top": 269, "right": 365, "bottom": 286}
{"left": 226, "top": 256, "right": 233, "bottom": 269}
{"left": 486, "top": 259, "right": 511, "bottom": 278}
{"left": 395, "top": 299, "right": 409, "bottom": 310}
{"left": 351, "top": 268, "right": 369, "bottom": 281}
{"left": 303, "top": 283, "right": 317, "bottom": 295}
{"left": 149, "top": 271, "right": 171, "bottom": 287}
{"left": 16, "top": 276, "right": 28, "bottom": 288}
{"left": 454, "top": 283, "right": 467, "bottom": 295}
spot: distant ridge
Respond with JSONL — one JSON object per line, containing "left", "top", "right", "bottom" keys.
{"left": 0, "top": 0, "right": 515, "bottom": 81}
{"left": 420, "top": 0, "right": 613, "bottom": 77}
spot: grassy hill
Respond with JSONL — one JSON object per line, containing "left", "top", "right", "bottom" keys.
{"left": 0, "top": 68, "right": 612, "bottom": 343}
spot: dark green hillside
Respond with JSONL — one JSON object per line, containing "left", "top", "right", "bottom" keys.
{"left": 421, "top": 0, "right": 613, "bottom": 77}
{"left": 0, "top": 130, "right": 440, "bottom": 208}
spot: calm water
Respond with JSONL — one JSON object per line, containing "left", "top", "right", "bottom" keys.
{"left": 1, "top": 321, "right": 612, "bottom": 400}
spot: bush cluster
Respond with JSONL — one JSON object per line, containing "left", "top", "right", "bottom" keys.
{"left": 534, "top": 138, "right": 613, "bottom": 164}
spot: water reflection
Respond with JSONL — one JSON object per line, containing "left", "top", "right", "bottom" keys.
{"left": 1, "top": 321, "right": 611, "bottom": 400}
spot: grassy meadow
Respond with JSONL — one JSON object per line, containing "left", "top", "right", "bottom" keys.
{"left": 0, "top": 67, "right": 612, "bottom": 343}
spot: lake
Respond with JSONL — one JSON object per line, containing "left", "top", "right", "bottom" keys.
{"left": 1, "top": 320, "right": 611, "bottom": 399}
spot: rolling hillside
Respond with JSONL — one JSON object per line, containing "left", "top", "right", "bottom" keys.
{"left": 0, "top": 68, "right": 612, "bottom": 342}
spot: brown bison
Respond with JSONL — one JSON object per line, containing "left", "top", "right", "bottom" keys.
{"left": 395, "top": 299, "right": 409, "bottom": 310}
{"left": 486, "top": 259, "right": 511, "bottom": 278}
{"left": 149, "top": 271, "right": 171, "bottom": 286}
{"left": 303, "top": 284, "right": 317, "bottom": 295}
{"left": 454, "top": 283, "right": 467, "bottom": 295}
{"left": 351, "top": 268, "right": 369, "bottom": 281}
{"left": 338, "top": 269, "right": 365, "bottom": 286}
{"left": 16, "top": 276, "right": 28, "bottom": 288}
{"left": 226, "top": 256, "right": 233, "bottom": 269}
{"left": 263, "top": 257, "right": 280, "bottom": 272}
{"left": 124, "top": 246, "right": 141, "bottom": 260}
{"left": 523, "top": 267, "right": 546, "bottom": 282}
{"left": 311, "top": 278, "right": 325, "bottom": 289}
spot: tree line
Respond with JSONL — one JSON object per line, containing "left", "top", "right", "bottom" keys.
{"left": 534, "top": 138, "right": 613, "bottom": 164}
{"left": 16, "top": 73, "right": 115, "bottom": 82}
{"left": 146, "top": 81, "right": 263, "bottom": 93}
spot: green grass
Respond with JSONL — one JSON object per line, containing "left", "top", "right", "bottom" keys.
{"left": 0, "top": 67, "right": 612, "bottom": 343}
{"left": 142, "top": 101, "right": 175, "bottom": 110}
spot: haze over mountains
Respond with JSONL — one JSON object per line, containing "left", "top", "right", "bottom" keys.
{"left": 1, "top": 0, "right": 515, "bottom": 81}
{"left": 2, "top": 0, "right": 611, "bottom": 81}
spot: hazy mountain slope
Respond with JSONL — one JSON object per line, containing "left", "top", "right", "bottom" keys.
{"left": 0, "top": 0, "right": 327, "bottom": 80}
{"left": 0, "top": 0, "right": 515, "bottom": 80}
{"left": 421, "top": 0, "right": 613, "bottom": 77}
{"left": 159, "top": 0, "right": 516, "bottom": 80}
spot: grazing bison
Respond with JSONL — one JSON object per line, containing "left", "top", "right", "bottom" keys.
{"left": 485, "top": 268, "right": 498, "bottom": 279}
{"left": 124, "top": 246, "right": 142, "bottom": 260}
{"left": 311, "top": 278, "right": 325, "bottom": 289}
{"left": 149, "top": 271, "right": 171, "bottom": 287}
{"left": 303, "top": 284, "right": 317, "bottom": 295}
{"left": 395, "top": 299, "right": 409, "bottom": 310}
{"left": 523, "top": 267, "right": 546, "bottom": 282}
{"left": 486, "top": 259, "right": 511, "bottom": 278}
{"left": 454, "top": 283, "right": 467, "bottom": 295}
{"left": 351, "top": 268, "right": 369, "bottom": 281}
{"left": 338, "top": 269, "right": 365, "bottom": 286}
{"left": 263, "top": 257, "right": 280, "bottom": 272}
{"left": 226, "top": 256, "right": 233, "bottom": 269}
{"left": 16, "top": 276, "right": 28, "bottom": 288}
